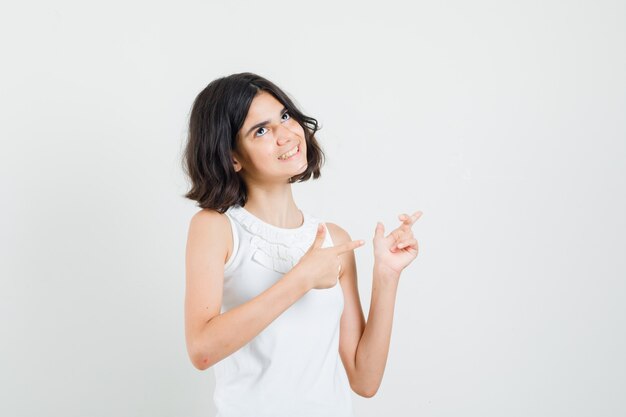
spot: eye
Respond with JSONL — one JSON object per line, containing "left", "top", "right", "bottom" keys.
{"left": 254, "top": 111, "right": 291, "bottom": 137}
{"left": 254, "top": 127, "right": 268, "bottom": 137}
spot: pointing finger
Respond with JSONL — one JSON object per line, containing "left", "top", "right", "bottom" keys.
{"left": 334, "top": 239, "right": 365, "bottom": 254}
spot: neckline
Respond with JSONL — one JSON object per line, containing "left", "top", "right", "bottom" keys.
{"left": 236, "top": 205, "right": 310, "bottom": 232}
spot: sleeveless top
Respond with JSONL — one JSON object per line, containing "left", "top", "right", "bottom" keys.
{"left": 212, "top": 204, "right": 355, "bottom": 417}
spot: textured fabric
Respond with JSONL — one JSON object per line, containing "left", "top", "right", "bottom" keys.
{"left": 212, "top": 204, "right": 354, "bottom": 417}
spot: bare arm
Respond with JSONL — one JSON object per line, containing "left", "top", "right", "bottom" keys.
{"left": 352, "top": 264, "right": 399, "bottom": 396}
{"left": 184, "top": 209, "right": 312, "bottom": 371}
{"left": 327, "top": 222, "right": 398, "bottom": 398}
{"left": 191, "top": 269, "right": 311, "bottom": 370}
{"left": 351, "top": 213, "right": 420, "bottom": 396}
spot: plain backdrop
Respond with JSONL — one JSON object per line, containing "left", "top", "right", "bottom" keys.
{"left": 1, "top": 1, "right": 624, "bottom": 416}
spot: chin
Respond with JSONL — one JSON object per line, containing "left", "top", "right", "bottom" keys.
{"left": 287, "top": 164, "right": 307, "bottom": 181}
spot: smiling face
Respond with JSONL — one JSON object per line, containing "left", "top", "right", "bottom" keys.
{"left": 232, "top": 91, "right": 308, "bottom": 184}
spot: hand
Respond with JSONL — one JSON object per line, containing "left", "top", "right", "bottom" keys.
{"left": 293, "top": 223, "right": 365, "bottom": 290}
{"left": 373, "top": 211, "right": 422, "bottom": 277}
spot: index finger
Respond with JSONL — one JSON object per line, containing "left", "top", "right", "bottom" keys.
{"left": 332, "top": 239, "right": 365, "bottom": 254}
{"left": 399, "top": 211, "right": 423, "bottom": 227}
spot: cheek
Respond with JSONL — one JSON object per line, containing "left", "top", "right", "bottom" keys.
{"left": 288, "top": 121, "right": 305, "bottom": 137}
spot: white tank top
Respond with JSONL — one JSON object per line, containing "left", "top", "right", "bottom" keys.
{"left": 212, "top": 204, "right": 354, "bottom": 417}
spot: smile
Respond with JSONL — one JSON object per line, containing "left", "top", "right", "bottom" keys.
{"left": 278, "top": 145, "right": 300, "bottom": 160}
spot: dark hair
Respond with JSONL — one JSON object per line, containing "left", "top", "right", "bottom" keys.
{"left": 181, "top": 72, "right": 325, "bottom": 213}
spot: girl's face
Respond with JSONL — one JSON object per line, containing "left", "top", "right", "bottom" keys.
{"left": 233, "top": 91, "right": 308, "bottom": 184}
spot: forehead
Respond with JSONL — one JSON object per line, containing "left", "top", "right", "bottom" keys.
{"left": 245, "top": 92, "right": 283, "bottom": 121}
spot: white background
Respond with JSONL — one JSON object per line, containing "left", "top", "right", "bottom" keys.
{"left": 1, "top": 1, "right": 624, "bottom": 416}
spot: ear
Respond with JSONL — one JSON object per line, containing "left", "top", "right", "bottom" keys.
{"left": 231, "top": 152, "right": 242, "bottom": 173}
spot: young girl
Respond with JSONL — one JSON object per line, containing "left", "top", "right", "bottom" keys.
{"left": 182, "top": 72, "right": 421, "bottom": 417}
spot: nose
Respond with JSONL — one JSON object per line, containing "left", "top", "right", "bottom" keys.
{"left": 275, "top": 123, "right": 296, "bottom": 145}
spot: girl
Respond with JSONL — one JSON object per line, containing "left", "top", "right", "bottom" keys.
{"left": 182, "top": 72, "right": 421, "bottom": 417}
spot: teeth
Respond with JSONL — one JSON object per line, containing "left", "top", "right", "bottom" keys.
{"left": 278, "top": 145, "right": 298, "bottom": 160}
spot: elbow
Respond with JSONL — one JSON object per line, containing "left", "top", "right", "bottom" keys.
{"left": 189, "top": 346, "right": 214, "bottom": 371}
{"left": 358, "top": 388, "right": 378, "bottom": 398}
{"left": 192, "top": 356, "right": 212, "bottom": 371}
{"left": 350, "top": 381, "right": 379, "bottom": 398}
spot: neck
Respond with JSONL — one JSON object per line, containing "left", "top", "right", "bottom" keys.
{"left": 242, "top": 183, "right": 302, "bottom": 229}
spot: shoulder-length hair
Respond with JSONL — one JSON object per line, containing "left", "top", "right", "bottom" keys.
{"left": 181, "top": 72, "right": 325, "bottom": 213}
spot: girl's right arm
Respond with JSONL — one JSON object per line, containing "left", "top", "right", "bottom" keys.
{"left": 184, "top": 209, "right": 311, "bottom": 371}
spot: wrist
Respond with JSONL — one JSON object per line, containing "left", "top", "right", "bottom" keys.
{"left": 374, "top": 262, "right": 401, "bottom": 281}
{"left": 286, "top": 265, "right": 312, "bottom": 293}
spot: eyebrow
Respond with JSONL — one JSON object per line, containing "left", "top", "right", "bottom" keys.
{"left": 244, "top": 107, "right": 289, "bottom": 137}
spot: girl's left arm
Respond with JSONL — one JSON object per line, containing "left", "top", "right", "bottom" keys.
{"left": 326, "top": 212, "right": 421, "bottom": 398}
{"left": 351, "top": 263, "right": 401, "bottom": 397}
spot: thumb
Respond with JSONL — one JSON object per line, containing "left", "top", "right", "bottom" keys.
{"left": 375, "top": 221, "right": 385, "bottom": 239}
{"left": 310, "top": 223, "right": 326, "bottom": 249}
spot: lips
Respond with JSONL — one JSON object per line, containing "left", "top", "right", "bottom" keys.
{"left": 278, "top": 144, "right": 300, "bottom": 160}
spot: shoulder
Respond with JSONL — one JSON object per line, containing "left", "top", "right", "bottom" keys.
{"left": 189, "top": 208, "right": 230, "bottom": 230}
{"left": 324, "top": 222, "right": 352, "bottom": 245}
{"left": 187, "top": 208, "right": 233, "bottom": 261}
